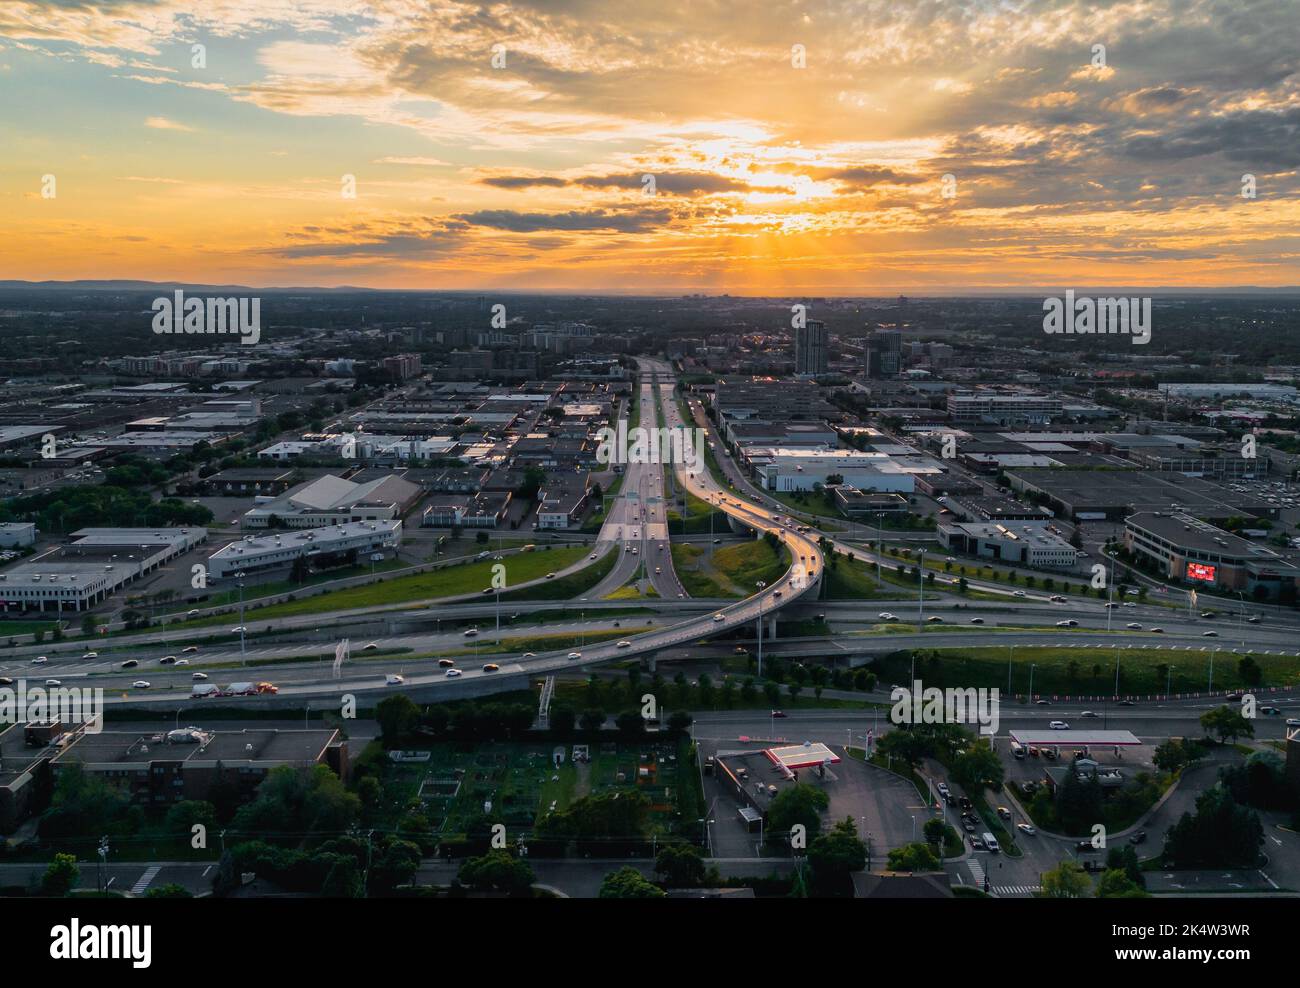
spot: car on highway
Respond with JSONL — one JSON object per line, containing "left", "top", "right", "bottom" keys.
{"left": 1035, "top": 699, "right": 1050, "bottom": 705}
{"left": 1247, "top": 615, "right": 1262, "bottom": 623}
{"left": 1261, "top": 706, "right": 1281, "bottom": 715}
{"left": 1118, "top": 699, "right": 1135, "bottom": 706}
{"left": 1126, "top": 622, "right": 1142, "bottom": 630}
{"left": 82, "top": 651, "right": 98, "bottom": 659}
{"left": 1286, "top": 718, "right": 1300, "bottom": 728}
{"left": 231, "top": 626, "right": 247, "bottom": 634}
{"left": 1055, "top": 620, "right": 1075, "bottom": 627}
{"left": 385, "top": 674, "right": 405, "bottom": 685}
{"left": 362, "top": 642, "right": 379, "bottom": 651}
{"left": 463, "top": 628, "right": 478, "bottom": 637}
{"left": 773, "top": 591, "right": 782, "bottom": 598}
{"left": 482, "top": 663, "right": 499, "bottom": 672}
{"left": 45, "top": 679, "right": 61, "bottom": 687}
{"left": 0, "top": 677, "right": 11, "bottom": 687}
{"left": 712, "top": 613, "right": 725, "bottom": 622}
{"left": 996, "top": 806, "right": 1012, "bottom": 820}
{"left": 617, "top": 640, "right": 632, "bottom": 648}
{"left": 1017, "top": 823, "right": 1037, "bottom": 836}
{"left": 927, "top": 616, "right": 943, "bottom": 623}
{"left": 445, "top": 668, "right": 462, "bottom": 678}
{"left": 1049, "top": 720, "right": 1069, "bottom": 729}
{"left": 31, "top": 656, "right": 47, "bottom": 664}
{"left": 159, "top": 655, "right": 177, "bottom": 664}
{"left": 545, "top": 572, "right": 556, "bottom": 580}
{"left": 1149, "top": 627, "right": 1164, "bottom": 633}
{"left": 182, "top": 645, "right": 199, "bottom": 653}
{"left": 567, "top": 652, "right": 582, "bottom": 660}
{"left": 969, "top": 617, "right": 985, "bottom": 624}
{"left": 1129, "top": 831, "right": 1148, "bottom": 844}
{"left": 120, "top": 659, "right": 139, "bottom": 669}
{"left": 589, "top": 553, "right": 597, "bottom": 560}
{"left": 1200, "top": 610, "right": 1216, "bottom": 618}
{"left": 1081, "top": 710, "right": 1098, "bottom": 718}
{"left": 655, "top": 567, "right": 662, "bottom": 574}
{"left": 1050, "top": 595, "right": 1067, "bottom": 603}
{"left": 522, "top": 652, "right": 536, "bottom": 658}
{"left": 1202, "top": 630, "right": 1219, "bottom": 637}
{"left": 1076, "top": 840, "right": 1099, "bottom": 853}
{"left": 132, "top": 681, "right": 151, "bottom": 689}
{"left": 878, "top": 612, "right": 897, "bottom": 621}
{"left": 770, "top": 710, "right": 788, "bottom": 718}
{"left": 1122, "top": 602, "right": 1137, "bottom": 608}
{"left": 937, "top": 782, "right": 950, "bottom": 797}
{"left": 438, "top": 658, "right": 456, "bottom": 668}
{"left": 1012, "top": 590, "right": 1026, "bottom": 598}
{"left": 192, "top": 672, "right": 208, "bottom": 680}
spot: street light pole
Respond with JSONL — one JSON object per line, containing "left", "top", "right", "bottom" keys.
{"left": 236, "top": 570, "right": 247, "bottom": 666}
{"left": 917, "top": 549, "right": 926, "bottom": 627}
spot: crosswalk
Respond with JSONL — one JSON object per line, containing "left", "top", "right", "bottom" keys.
{"left": 992, "top": 884, "right": 1041, "bottom": 897}
{"left": 967, "top": 859, "right": 985, "bottom": 887}
{"left": 131, "top": 865, "right": 161, "bottom": 895}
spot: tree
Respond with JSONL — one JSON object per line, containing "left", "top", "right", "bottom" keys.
{"left": 42, "top": 853, "right": 79, "bottom": 896}
{"left": 766, "top": 783, "right": 830, "bottom": 841}
{"left": 654, "top": 844, "right": 707, "bottom": 888}
{"left": 579, "top": 708, "right": 605, "bottom": 732}
{"left": 145, "top": 883, "right": 193, "bottom": 898}
{"left": 599, "top": 866, "right": 664, "bottom": 898}
{"left": 886, "top": 842, "right": 940, "bottom": 872}
{"left": 1237, "top": 655, "right": 1262, "bottom": 687}
{"left": 375, "top": 694, "right": 421, "bottom": 744}
{"left": 951, "top": 739, "right": 1005, "bottom": 792}
{"left": 458, "top": 849, "right": 535, "bottom": 895}
{"left": 1200, "top": 705, "right": 1254, "bottom": 744}
{"left": 1163, "top": 786, "right": 1264, "bottom": 868}
{"left": 922, "top": 817, "right": 948, "bottom": 845}
{"left": 549, "top": 705, "right": 576, "bottom": 735}
{"left": 1097, "top": 868, "right": 1149, "bottom": 898}
{"left": 1041, "top": 860, "right": 1092, "bottom": 898}
{"left": 808, "top": 817, "right": 868, "bottom": 885}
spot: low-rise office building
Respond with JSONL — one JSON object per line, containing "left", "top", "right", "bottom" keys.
{"left": 1124, "top": 512, "right": 1300, "bottom": 598}
{"left": 939, "top": 520, "right": 1077, "bottom": 570}
{"left": 208, "top": 519, "right": 402, "bottom": 580}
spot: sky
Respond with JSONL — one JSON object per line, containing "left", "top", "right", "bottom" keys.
{"left": 1, "top": 0, "right": 1299, "bottom": 293}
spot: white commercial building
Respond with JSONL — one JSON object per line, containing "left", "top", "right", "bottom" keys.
{"left": 208, "top": 519, "right": 402, "bottom": 580}
{"left": 744, "top": 448, "right": 918, "bottom": 493}
{"left": 241, "top": 474, "right": 421, "bottom": 529}
{"left": 0, "top": 523, "right": 36, "bottom": 548}
{"left": 938, "top": 521, "right": 1077, "bottom": 570}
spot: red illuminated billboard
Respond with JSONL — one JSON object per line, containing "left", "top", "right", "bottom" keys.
{"left": 1186, "top": 562, "right": 1216, "bottom": 582}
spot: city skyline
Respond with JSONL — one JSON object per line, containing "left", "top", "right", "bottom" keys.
{"left": 3, "top": 0, "right": 1299, "bottom": 292}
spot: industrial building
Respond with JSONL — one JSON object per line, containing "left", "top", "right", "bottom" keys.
{"left": 208, "top": 519, "right": 402, "bottom": 580}
{"left": 938, "top": 521, "right": 1078, "bottom": 570}
{"left": 241, "top": 473, "right": 421, "bottom": 529}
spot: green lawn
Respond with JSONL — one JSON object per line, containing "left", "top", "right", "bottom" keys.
{"left": 187, "top": 547, "right": 593, "bottom": 622}
{"left": 823, "top": 554, "right": 918, "bottom": 600}
{"left": 671, "top": 539, "right": 789, "bottom": 598}
{"left": 497, "top": 548, "right": 618, "bottom": 603}
{"left": 874, "top": 644, "right": 1300, "bottom": 696}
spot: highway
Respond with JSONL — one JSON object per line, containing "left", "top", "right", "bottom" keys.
{"left": 14, "top": 358, "right": 1300, "bottom": 709}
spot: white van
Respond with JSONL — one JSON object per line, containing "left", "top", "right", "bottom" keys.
{"left": 982, "top": 832, "right": 1000, "bottom": 853}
